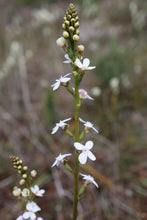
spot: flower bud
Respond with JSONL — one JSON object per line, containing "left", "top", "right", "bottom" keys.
{"left": 63, "top": 31, "right": 69, "bottom": 38}
{"left": 71, "top": 18, "right": 75, "bottom": 23}
{"left": 76, "top": 29, "right": 80, "bottom": 35}
{"left": 74, "top": 22, "right": 79, "bottom": 28}
{"left": 73, "top": 34, "right": 79, "bottom": 41}
{"left": 22, "top": 188, "right": 30, "bottom": 197}
{"left": 23, "top": 166, "right": 28, "bottom": 171}
{"left": 69, "top": 26, "right": 75, "bottom": 32}
{"left": 18, "top": 165, "right": 22, "bottom": 170}
{"left": 62, "top": 23, "right": 66, "bottom": 29}
{"left": 56, "top": 37, "right": 66, "bottom": 47}
{"left": 22, "top": 174, "right": 27, "bottom": 179}
{"left": 13, "top": 187, "right": 21, "bottom": 197}
{"left": 19, "top": 179, "right": 25, "bottom": 185}
{"left": 78, "top": 45, "right": 84, "bottom": 52}
{"left": 65, "top": 20, "right": 70, "bottom": 26}
{"left": 30, "top": 169, "right": 37, "bottom": 177}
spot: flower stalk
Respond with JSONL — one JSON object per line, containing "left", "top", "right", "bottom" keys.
{"left": 52, "top": 3, "right": 98, "bottom": 220}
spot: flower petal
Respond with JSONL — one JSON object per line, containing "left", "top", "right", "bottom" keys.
{"left": 63, "top": 117, "right": 72, "bottom": 122}
{"left": 74, "top": 142, "right": 84, "bottom": 150}
{"left": 87, "top": 66, "right": 96, "bottom": 70}
{"left": 79, "top": 152, "right": 87, "bottom": 164}
{"left": 87, "top": 151, "right": 96, "bottom": 161}
{"left": 52, "top": 81, "right": 60, "bottom": 91}
{"left": 92, "top": 126, "right": 99, "bottom": 133}
{"left": 23, "top": 212, "right": 30, "bottom": 219}
{"left": 79, "top": 118, "right": 86, "bottom": 123}
{"left": 51, "top": 125, "right": 59, "bottom": 134}
{"left": 83, "top": 58, "right": 90, "bottom": 67}
{"left": 75, "top": 58, "right": 83, "bottom": 68}
{"left": 85, "top": 141, "right": 93, "bottom": 150}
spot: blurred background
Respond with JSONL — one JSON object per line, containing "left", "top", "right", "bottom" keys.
{"left": 0, "top": 0, "right": 147, "bottom": 219}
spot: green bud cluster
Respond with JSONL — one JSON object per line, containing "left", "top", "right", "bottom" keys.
{"left": 62, "top": 3, "right": 80, "bottom": 42}
{"left": 10, "top": 155, "right": 29, "bottom": 183}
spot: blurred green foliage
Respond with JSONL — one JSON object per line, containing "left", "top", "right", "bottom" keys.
{"left": 95, "top": 40, "right": 130, "bottom": 87}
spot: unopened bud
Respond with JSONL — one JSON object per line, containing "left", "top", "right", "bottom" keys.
{"left": 63, "top": 31, "right": 69, "bottom": 38}
{"left": 30, "top": 169, "right": 37, "bottom": 177}
{"left": 62, "top": 23, "right": 66, "bottom": 29}
{"left": 73, "top": 34, "right": 79, "bottom": 41}
{"left": 23, "top": 166, "right": 28, "bottom": 171}
{"left": 74, "top": 22, "right": 79, "bottom": 28}
{"left": 56, "top": 37, "right": 66, "bottom": 47}
{"left": 76, "top": 29, "right": 80, "bottom": 35}
{"left": 19, "top": 179, "right": 25, "bottom": 185}
{"left": 22, "top": 174, "right": 27, "bottom": 179}
{"left": 78, "top": 45, "right": 84, "bottom": 52}
{"left": 18, "top": 165, "right": 22, "bottom": 170}
{"left": 69, "top": 26, "right": 75, "bottom": 32}
{"left": 65, "top": 20, "right": 70, "bottom": 26}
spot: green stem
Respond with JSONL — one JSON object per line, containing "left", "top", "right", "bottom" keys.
{"left": 73, "top": 75, "right": 80, "bottom": 220}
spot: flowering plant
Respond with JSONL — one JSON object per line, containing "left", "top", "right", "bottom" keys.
{"left": 51, "top": 3, "right": 98, "bottom": 220}
{"left": 10, "top": 156, "right": 45, "bottom": 220}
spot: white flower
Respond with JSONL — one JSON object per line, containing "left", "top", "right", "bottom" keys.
{"left": 74, "top": 141, "right": 96, "bottom": 164}
{"left": 13, "top": 188, "right": 21, "bottom": 197}
{"left": 75, "top": 58, "right": 96, "bottom": 71}
{"left": 52, "top": 153, "right": 72, "bottom": 167}
{"left": 79, "top": 89, "right": 94, "bottom": 100}
{"left": 56, "top": 37, "right": 66, "bottom": 48}
{"left": 51, "top": 118, "right": 72, "bottom": 134}
{"left": 31, "top": 185, "right": 45, "bottom": 197}
{"left": 51, "top": 73, "right": 71, "bottom": 91}
{"left": 79, "top": 118, "right": 98, "bottom": 133}
{"left": 81, "top": 173, "right": 98, "bottom": 188}
{"left": 37, "top": 218, "right": 43, "bottom": 220}
{"left": 63, "top": 54, "right": 72, "bottom": 63}
{"left": 23, "top": 202, "right": 41, "bottom": 220}
{"left": 16, "top": 215, "right": 23, "bottom": 220}
{"left": 22, "top": 188, "right": 30, "bottom": 197}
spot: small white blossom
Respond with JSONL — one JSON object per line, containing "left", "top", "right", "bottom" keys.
{"left": 81, "top": 173, "right": 98, "bottom": 188}
{"left": 16, "top": 215, "right": 23, "bottom": 220}
{"left": 51, "top": 118, "right": 72, "bottom": 134}
{"left": 56, "top": 37, "right": 66, "bottom": 48}
{"left": 51, "top": 153, "right": 72, "bottom": 167}
{"left": 13, "top": 188, "right": 21, "bottom": 197}
{"left": 31, "top": 185, "right": 45, "bottom": 197}
{"left": 74, "top": 141, "right": 96, "bottom": 164}
{"left": 79, "top": 118, "right": 98, "bottom": 133}
{"left": 79, "top": 89, "right": 94, "bottom": 100}
{"left": 23, "top": 202, "right": 41, "bottom": 220}
{"left": 75, "top": 58, "right": 96, "bottom": 71}
{"left": 22, "top": 188, "right": 30, "bottom": 197}
{"left": 51, "top": 73, "right": 71, "bottom": 91}
{"left": 63, "top": 54, "right": 72, "bottom": 63}
{"left": 37, "top": 218, "right": 43, "bottom": 220}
